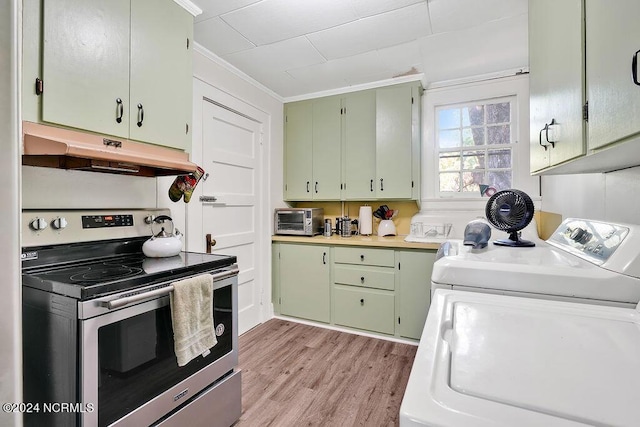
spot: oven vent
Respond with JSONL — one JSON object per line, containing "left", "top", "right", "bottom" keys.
{"left": 22, "top": 121, "right": 197, "bottom": 177}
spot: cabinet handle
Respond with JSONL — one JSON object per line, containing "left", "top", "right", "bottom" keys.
{"left": 137, "top": 103, "right": 144, "bottom": 127}
{"left": 539, "top": 119, "right": 557, "bottom": 151}
{"left": 633, "top": 49, "right": 640, "bottom": 86}
{"left": 322, "top": 252, "right": 326, "bottom": 264}
{"left": 370, "top": 179, "right": 373, "bottom": 192}
{"left": 360, "top": 276, "right": 365, "bottom": 283}
{"left": 315, "top": 182, "right": 318, "bottom": 193}
{"left": 380, "top": 178, "right": 384, "bottom": 191}
{"left": 360, "top": 254, "right": 364, "bottom": 261}
{"left": 306, "top": 181, "right": 310, "bottom": 193}
{"left": 538, "top": 126, "right": 548, "bottom": 151}
{"left": 115, "top": 98, "right": 123, "bottom": 123}
{"left": 360, "top": 298, "right": 364, "bottom": 306}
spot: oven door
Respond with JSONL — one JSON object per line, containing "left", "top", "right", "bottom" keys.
{"left": 80, "top": 273, "right": 238, "bottom": 427}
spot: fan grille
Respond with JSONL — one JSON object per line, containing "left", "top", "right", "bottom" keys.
{"left": 485, "top": 189, "right": 534, "bottom": 232}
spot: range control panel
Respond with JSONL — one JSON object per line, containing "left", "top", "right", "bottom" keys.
{"left": 22, "top": 209, "right": 169, "bottom": 248}
{"left": 82, "top": 214, "right": 134, "bottom": 228}
{"left": 547, "top": 218, "right": 630, "bottom": 265}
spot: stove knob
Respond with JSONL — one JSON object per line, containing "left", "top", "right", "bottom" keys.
{"left": 52, "top": 217, "right": 68, "bottom": 230}
{"left": 144, "top": 215, "right": 156, "bottom": 224}
{"left": 30, "top": 217, "right": 48, "bottom": 231}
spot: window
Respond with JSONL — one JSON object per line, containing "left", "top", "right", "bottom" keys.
{"left": 436, "top": 97, "right": 515, "bottom": 196}
{"left": 423, "top": 74, "right": 538, "bottom": 206}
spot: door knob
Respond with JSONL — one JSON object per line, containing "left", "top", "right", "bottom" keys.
{"left": 206, "top": 234, "right": 216, "bottom": 253}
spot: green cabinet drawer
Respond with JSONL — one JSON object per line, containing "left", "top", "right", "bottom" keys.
{"left": 334, "top": 247, "right": 394, "bottom": 267}
{"left": 333, "top": 265, "right": 394, "bottom": 291}
{"left": 333, "top": 286, "right": 395, "bottom": 335}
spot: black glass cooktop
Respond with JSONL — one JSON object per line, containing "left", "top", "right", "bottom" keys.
{"left": 22, "top": 249, "right": 237, "bottom": 300}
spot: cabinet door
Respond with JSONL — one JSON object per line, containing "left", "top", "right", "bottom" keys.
{"left": 586, "top": 0, "right": 640, "bottom": 150}
{"left": 42, "top": 0, "right": 130, "bottom": 138}
{"left": 397, "top": 250, "right": 435, "bottom": 340}
{"left": 343, "top": 90, "right": 376, "bottom": 199}
{"left": 130, "top": 0, "right": 193, "bottom": 150}
{"left": 284, "top": 102, "right": 313, "bottom": 200}
{"left": 333, "top": 286, "right": 395, "bottom": 335}
{"left": 376, "top": 85, "right": 413, "bottom": 198}
{"left": 312, "top": 97, "right": 342, "bottom": 200}
{"left": 279, "top": 244, "right": 330, "bottom": 323}
{"left": 529, "top": 0, "right": 585, "bottom": 172}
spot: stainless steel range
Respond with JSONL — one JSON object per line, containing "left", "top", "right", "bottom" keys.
{"left": 21, "top": 209, "right": 241, "bottom": 427}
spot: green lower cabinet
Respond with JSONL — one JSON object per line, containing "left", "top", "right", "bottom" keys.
{"left": 272, "top": 243, "right": 435, "bottom": 340}
{"left": 397, "top": 250, "right": 436, "bottom": 340}
{"left": 333, "top": 285, "right": 395, "bottom": 335}
{"left": 278, "top": 243, "right": 330, "bottom": 323}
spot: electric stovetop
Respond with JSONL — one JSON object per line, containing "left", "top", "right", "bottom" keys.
{"left": 22, "top": 238, "right": 237, "bottom": 300}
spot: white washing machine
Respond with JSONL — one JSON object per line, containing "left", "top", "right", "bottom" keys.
{"left": 400, "top": 218, "right": 640, "bottom": 427}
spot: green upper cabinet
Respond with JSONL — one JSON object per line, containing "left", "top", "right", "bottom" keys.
{"left": 284, "top": 100, "right": 314, "bottom": 200}
{"left": 343, "top": 90, "right": 376, "bottom": 199}
{"left": 586, "top": 0, "right": 640, "bottom": 151}
{"left": 284, "top": 82, "right": 421, "bottom": 201}
{"left": 284, "top": 97, "right": 342, "bottom": 201}
{"left": 375, "top": 84, "right": 417, "bottom": 199}
{"left": 42, "top": 0, "right": 131, "bottom": 139}
{"left": 129, "top": 0, "right": 193, "bottom": 150}
{"left": 312, "top": 96, "right": 342, "bottom": 199}
{"left": 528, "top": 0, "right": 585, "bottom": 173}
{"left": 35, "top": 0, "right": 193, "bottom": 150}
{"left": 529, "top": 0, "right": 640, "bottom": 174}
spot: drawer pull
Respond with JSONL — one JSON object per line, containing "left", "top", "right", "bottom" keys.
{"left": 360, "top": 298, "right": 365, "bottom": 306}
{"left": 322, "top": 252, "right": 327, "bottom": 265}
{"left": 360, "top": 254, "right": 365, "bottom": 261}
{"left": 360, "top": 276, "right": 365, "bottom": 283}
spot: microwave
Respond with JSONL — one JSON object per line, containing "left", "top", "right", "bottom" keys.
{"left": 274, "top": 208, "right": 324, "bottom": 236}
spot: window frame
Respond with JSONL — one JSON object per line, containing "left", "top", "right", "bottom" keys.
{"left": 422, "top": 74, "right": 539, "bottom": 209}
{"left": 435, "top": 95, "right": 516, "bottom": 197}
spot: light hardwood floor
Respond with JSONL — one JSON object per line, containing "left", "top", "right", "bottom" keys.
{"left": 235, "top": 319, "right": 417, "bottom": 427}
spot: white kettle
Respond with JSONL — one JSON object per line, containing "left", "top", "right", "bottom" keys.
{"left": 142, "top": 215, "right": 183, "bottom": 258}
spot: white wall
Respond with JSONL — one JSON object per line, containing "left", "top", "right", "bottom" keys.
{"left": 541, "top": 167, "right": 640, "bottom": 225}
{"left": 158, "top": 46, "right": 285, "bottom": 235}
{"left": 191, "top": 46, "right": 284, "bottom": 215}
{"left": 1, "top": 0, "right": 22, "bottom": 426}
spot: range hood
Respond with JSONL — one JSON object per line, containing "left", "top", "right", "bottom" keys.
{"left": 22, "top": 121, "right": 197, "bottom": 177}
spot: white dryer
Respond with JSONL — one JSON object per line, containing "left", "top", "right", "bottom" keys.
{"left": 400, "top": 218, "right": 640, "bottom": 426}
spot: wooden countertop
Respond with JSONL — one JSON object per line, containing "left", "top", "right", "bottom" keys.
{"left": 271, "top": 234, "right": 441, "bottom": 250}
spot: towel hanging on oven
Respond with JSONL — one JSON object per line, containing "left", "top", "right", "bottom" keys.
{"left": 170, "top": 274, "right": 217, "bottom": 367}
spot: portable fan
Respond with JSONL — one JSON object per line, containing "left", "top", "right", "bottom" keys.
{"left": 485, "top": 189, "right": 535, "bottom": 247}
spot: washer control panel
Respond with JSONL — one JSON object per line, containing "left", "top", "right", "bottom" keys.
{"left": 547, "top": 218, "right": 630, "bottom": 265}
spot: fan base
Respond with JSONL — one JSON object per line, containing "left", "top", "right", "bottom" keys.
{"left": 493, "top": 238, "right": 535, "bottom": 247}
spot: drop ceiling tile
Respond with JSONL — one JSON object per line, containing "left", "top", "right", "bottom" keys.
{"left": 419, "top": 14, "right": 528, "bottom": 84}
{"left": 192, "top": 0, "right": 262, "bottom": 22}
{"left": 194, "top": 17, "right": 255, "bottom": 56}
{"left": 428, "top": 0, "right": 528, "bottom": 33}
{"left": 348, "top": 0, "right": 426, "bottom": 18}
{"left": 245, "top": 69, "right": 311, "bottom": 98}
{"left": 223, "top": 37, "right": 327, "bottom": 74}
{"left": 376, "top": 40, "right": 423, "bottom": 73}
{"left": 220, "top": 0, "right": 359, "bottom": 45}
{"left": 308, "top": 2, "right": 432, "bottom": 60}
{"left": 286, "top": 50, "right": 388, "bottom": 87}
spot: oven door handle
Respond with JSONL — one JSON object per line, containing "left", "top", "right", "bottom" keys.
{"left": 102, "top": 265, "right": 239, "bottom": 310}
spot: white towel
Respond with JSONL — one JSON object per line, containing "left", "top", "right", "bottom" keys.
{"left": 170, "top": 274, "right": 217, "bottom": 367}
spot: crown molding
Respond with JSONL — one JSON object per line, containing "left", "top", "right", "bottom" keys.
{"left": 173, "top": 0, "right": 202, "bottom": 17}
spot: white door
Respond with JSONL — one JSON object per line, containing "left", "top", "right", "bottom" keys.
{"left": 189, "top": 79, "right": 266, "bottom": 335}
